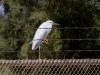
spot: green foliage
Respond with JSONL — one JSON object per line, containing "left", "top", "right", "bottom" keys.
{"left": 43, "top": 0, "right": 100, "bottom": 58}
{"left": 0, "top": 0, "right": 100, "bottom": 59}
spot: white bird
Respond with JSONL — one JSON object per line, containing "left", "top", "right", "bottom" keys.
{"left": 29, "top": 20, "right": 59, "bottom": 50}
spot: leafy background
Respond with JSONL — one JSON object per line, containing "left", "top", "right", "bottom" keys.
{"left": 0, "top": 0, "right": 100, "bottom": 59}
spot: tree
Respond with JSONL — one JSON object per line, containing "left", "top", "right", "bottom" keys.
{"left": 0, "top": 0, "right": 100, "bottom": 59}
{"left": 0, "top": 0, "right": 62, "bottom": 59}
{"left": 46, "top": 0, "right": 100, "bottom": 58}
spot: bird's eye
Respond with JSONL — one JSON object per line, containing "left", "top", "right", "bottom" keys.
{"left": 50, "top": 21, "right": 52, "bottom": 23}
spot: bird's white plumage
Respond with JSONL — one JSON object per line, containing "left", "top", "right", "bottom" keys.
{"left": 29, "top": 20, "right": 59, "bottom": 50}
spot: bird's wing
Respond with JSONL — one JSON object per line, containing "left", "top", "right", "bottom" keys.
{"left": 32, "top": 28, "right": 47, "bottom": 50}
{"left": 45, "top": 24, "right": 52, "bottom": 38}
{"left": 29, "top": 28, "right": 45, "bottom": 43}
{"left": 30, "top": 22, "right": 52, "bottom": 50}
{"left": 30, "top": 23, "right": 52, "bottom": 44}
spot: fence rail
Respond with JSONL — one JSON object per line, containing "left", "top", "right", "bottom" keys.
{"left": 0, "top": 59, "right": 100, "bottom": 66}
{"left": 0, "top": 59, "right": 100, "bottom": 75}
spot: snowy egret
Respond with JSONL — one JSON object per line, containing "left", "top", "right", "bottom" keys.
{"left": 29, "top": 20, "right": 59, "bottom": 50}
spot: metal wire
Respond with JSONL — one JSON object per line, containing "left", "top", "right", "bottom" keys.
{"left": 0, "top": 50, "right": 100, "bottom": 59}
{"left": 0, "top": 50, "right": 100, "bottom": 52}
{"left": 0, "top": 50, "right": 100, "bottom": 54}
{"left": 0, "top": 27, "right": 100, "bottom": 52}
{"left": 0, "top": 27, "right": 100, "bottom": 31}
{"left": 0, "top": 27, "right": 99, "bottom": 74}
{"left": 0, "top": 59, "right": 100, "bottom": 75}
{"left": 0, "top": 38, "right": 100, "bottom": 42}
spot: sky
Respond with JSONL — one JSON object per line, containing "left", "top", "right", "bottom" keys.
{"left": 0, "top": 1, "right": 8, "bottom": 19}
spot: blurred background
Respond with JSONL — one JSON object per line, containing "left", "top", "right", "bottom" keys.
{"left": 0, "top": 0, "right": 100, "bottom": 59}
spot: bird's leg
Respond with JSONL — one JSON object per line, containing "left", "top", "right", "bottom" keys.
{"left": 38, "top": 46, "right": 41, "bottom": 60}
{"left": 38, "top": 43, "right": 47, "bottom": 60}
{"left": 44, "top": 39, "right": 48, "bottom": 44}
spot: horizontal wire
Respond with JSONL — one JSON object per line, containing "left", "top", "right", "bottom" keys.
{"left": 33, "top": 38, "right": 100, "bottom": 40}
{"left": 0, "top": 50, "right": 100, "bottom": 52}
{"left": 0, "top": 27, "right": 100, "bottom": 31}
{"left": 0, "top": 38, "right": 100, "bottom": 42}
{"left": 62, "top": 50, "right": 100, "bottom": 52}
{"left": 0, "top": 27, "right": 99, "bottom": 52}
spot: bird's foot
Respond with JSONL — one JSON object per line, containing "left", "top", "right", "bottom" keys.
{"left": 44, "top": 39, "right": 48, "bottom": 44}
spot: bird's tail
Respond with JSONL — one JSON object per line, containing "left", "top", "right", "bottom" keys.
{"left": 29, "top": 41, "right": 32, "bottom": 44}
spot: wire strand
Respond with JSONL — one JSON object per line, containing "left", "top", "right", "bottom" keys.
{"left": 0, "top": 27, "right": 100, "bottom": 31}
{"left": 1, "top": 50, "right": 100, "bottom": 52}
{"left": 0, "top": 38, "right": 100, "bottom": 42}
{"left": 0, "top": 27, "right": 100, "bottom": 52}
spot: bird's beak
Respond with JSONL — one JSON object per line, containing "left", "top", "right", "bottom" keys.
{"left": 53, "top": 22, "right": 59, "bottom": 25}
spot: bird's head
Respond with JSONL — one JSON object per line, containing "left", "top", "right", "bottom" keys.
{"left": 46, "top": 20, "right": 59, "bottom": 26}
